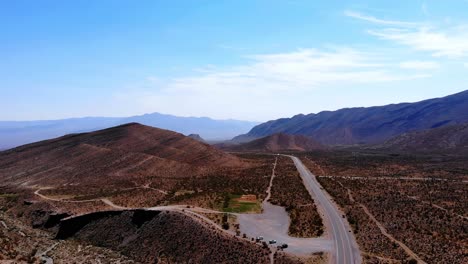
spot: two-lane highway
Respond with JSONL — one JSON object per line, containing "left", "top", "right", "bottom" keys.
{"left": 289, "top": 156, "right": 361, "bottom": 264}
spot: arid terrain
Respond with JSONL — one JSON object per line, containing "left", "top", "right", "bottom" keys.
{"left": 1, "top": 122, "right": 467, "bottom": 264}
{"left": 378, "top": 123, "right": 468, "bottom": 154}
{"left": 270, "top": 156, "right": 324, "bottom": 237}
{"left": 0, "top": 124, "right": 328, "bottom": 263}
{"left": 3, "top": 1, "right": 468, "bottom": 263}
{"left": 300, "top": 150, "right": 468, "bottom": 264}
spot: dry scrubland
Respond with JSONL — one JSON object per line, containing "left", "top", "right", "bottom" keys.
{"left": 1, "top": 153, "right": 319, "bottom": 263}
{"left": 165, "top": 153, "right": 274, "bottom": 210}
{"left": 270, "top": 156, "right": 324, "bottom": 237}
{"left": 301, "top": 150, "right": 468, "bottom": 180}
{"left": 275, "top": 252, "right": 327, "bottom": 264}
{"left": 0, "top": 124, "right": 327, "bottom": 263}
{"left": 27, "top": 153, "right": 275, "bottom": 212}
{"left": 301, "top": 151, "right": 468, "bottom": 264}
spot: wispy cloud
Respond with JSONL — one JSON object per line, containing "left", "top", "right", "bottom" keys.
{"left": 369, "top": 27, "right": 468, "bottom": 58}
{"left": 162, "top": 48, "right": 426, "bottom": 93}
{"left": 344, "top": 10, "right": 421, "bottom": 27}
{"left": 114, "top": 48, "right": 430, "bottom": 120}
{"left": 399, "top": 60, "right": 440, "bottom": 70}
{"left": 347, "top": 10, "right": 468, "bottom": 58}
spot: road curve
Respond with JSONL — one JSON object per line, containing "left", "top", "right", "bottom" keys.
{"left": 289, "top": 156, "right": 361, "bottom": 264}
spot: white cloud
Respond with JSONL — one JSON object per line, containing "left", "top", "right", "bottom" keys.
{"left": 160, "top": 48, "right": 427, "bottom": 93}
{"left": 369, "top": 27, "right": 468, "bottom": 58}
{"left": 399, "top": 60, "right": 440, "bottom": 70}
{"left": 347, "top": 10, "right": 468, "bottom": 58}
{"left": 113, "top": 48, "right": 430, "bottom": 120}
{"left": 344, "top": 10, "right": 421, "bottom": 27}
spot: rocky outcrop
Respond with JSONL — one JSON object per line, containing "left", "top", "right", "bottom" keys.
{"left": 55, "top": 209, "right": 270, "bottom": 264}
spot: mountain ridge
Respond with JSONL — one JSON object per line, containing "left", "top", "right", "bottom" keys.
{"left": 235, "top": 90, "right": 468, "bottom": 145}
{"left": 221, "top": 133, "right": 325, "bottom": 152}
{"left": 0, "top": 112, "right": 258, "bottom": 150}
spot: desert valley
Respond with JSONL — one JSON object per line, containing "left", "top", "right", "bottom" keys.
{"left": 2, "top": 2, "right": 468, "bottom": 263}
{"left": 1, "top": 91, "right": 467, "bottom": 264}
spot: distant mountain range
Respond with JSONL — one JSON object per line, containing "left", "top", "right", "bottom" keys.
{"left": 235, "top": 90, "right": 468, "bottom": 145}
{"left": 0, "top": 113, "right": 258, "bottom": 150}
{"left": 219, "top": 133, "right": 325, "bottom": 152}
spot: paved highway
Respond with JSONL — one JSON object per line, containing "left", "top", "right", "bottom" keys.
{"left": 289, "top": 156, "right": 361, "bottom": 264}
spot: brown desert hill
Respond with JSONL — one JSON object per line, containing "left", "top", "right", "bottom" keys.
{"left": 0, "top": 123, "right": 239, "bottom": 188}
{"left": 225, "top": 133, "right": 326, "bottom": 152}
{"left": 377, "top": 123, "right": 468, "bottom": 154}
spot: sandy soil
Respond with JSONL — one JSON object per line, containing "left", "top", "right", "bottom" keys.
{"left": 238, "top": 201, "right": 333, "bottom": 255}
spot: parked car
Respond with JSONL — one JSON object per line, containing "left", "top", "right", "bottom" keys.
{"left": 276, "top": 243, "right": 288, "bottom": 250}
{"left": 268, "top": 239, "right": 277, "bottom": 244}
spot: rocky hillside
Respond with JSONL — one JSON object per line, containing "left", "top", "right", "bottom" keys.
{"left": 235, "top": 90, "right": 468, "bottom": 145}
{"left": 377, "top": 123, "right": 468, "bottom": 154}
{"left": 225, "top": 133, "right": 325, "bottom": 152}
{"left": 0, "top": 123, "right": 240, "bottom": 188}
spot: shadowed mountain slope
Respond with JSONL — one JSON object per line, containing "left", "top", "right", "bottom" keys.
{"left": 224, "top": 133, "right": 325, "bottom": 152}
{"left": 235, "top": 90, "right": 468, "bottom": 145}
{"left": 55, "top": 210, "right": 270, "bottom": 264}
{"left": 377, "top": 123, "right": 468, "bottom": 154}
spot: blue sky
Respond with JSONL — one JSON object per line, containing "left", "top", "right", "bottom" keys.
{"left": 2, "top": 0, "right": 468, "bottom": 121}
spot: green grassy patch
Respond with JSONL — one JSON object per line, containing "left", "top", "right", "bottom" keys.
{"left": 0, "top": 193, "right": 19, "bottom": 199}
{"left": 222, "top": 194, "right": 261, "bottom": 213}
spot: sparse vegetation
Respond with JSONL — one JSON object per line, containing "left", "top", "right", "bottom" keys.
{"left": 270, "top": 156, "right": 324, "bottom": 237}
{"left": 304, "top": 150, "right": 468, "bottom": 264}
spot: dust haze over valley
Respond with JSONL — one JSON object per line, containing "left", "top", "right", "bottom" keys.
{"left": 1, "top": 1, "right": 468, "bottom": 264}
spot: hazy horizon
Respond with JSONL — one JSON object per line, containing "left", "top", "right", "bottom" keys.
{"left": 2, "top": 1, "right": 468, "bottom": 121}
{"left": 0, "top": 88, "right": 465, "bottom": 123}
